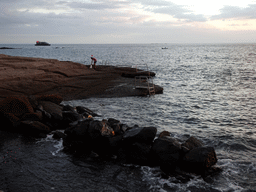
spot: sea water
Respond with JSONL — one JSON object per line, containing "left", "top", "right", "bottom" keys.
{"left": 0, "top": 43, "right": 256, "bottom": 191}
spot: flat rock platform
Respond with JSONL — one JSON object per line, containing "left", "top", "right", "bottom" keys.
{"left": 0, "top": 54, "right": 163, "bottom": 101}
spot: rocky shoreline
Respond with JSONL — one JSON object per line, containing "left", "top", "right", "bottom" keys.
{"left": 0, "top": 54, "right": 220, "bottom": 181}
{"left": 0, "top": 94, "right": 220, "bottom": 181}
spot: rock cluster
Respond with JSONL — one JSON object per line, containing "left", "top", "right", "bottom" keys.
{"left": 0, "top": 94, "right": 94, "bottom": 137}
{"left": 0, "top": 94, "right": 219, "bottom": 178}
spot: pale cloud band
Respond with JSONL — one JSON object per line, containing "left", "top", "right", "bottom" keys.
{"left": 0, "top": 0, "right": 255, "bottom": 43}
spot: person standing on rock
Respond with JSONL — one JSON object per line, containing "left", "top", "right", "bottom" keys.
{"left": 91, "top": 55, "right": 97, "bottom": 69}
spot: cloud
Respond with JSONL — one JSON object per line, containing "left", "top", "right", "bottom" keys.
{"left": 130, "top": 0, "right": 207, "bottom": 22}
{"left": 211, "top": 4, "right": 256, "bottom": 20}
{"left": 66, "top": 1, "right": 124, "bottom": 10}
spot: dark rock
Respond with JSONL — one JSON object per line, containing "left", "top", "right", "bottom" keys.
{"left": 63, "top": 120, "right": 92, "bottom": 153}
{"left": 182, "top": 136, "right": 204, "bottom": 151}
{"left": 0, "top": 96, "right": 34, "bottom": 118}
{"left": 76, "top": 106, "right": 98, "bottom": 117}
{"left": 21, "top": 112, "right": 43, "bottom": 121}
{"left": 62, "top": 105, "right": 76, "bottom": 113}
{"left": 126, "top": 142, "right": 152, "bottom": 165}
{"left": 64, "top": 119, "right": 115, "bottom": 156}
{"left": 108, "top": 135, "right": 123, "bottom": 151}
{"left": 64, "top": 119, "right": 91, "bottom": 140}
{"left": 27, "top": 95, "right": 39, "bottom": 109}
{"left": 159, "top": 131, "right": 171, "bottom": 138}
{"left": 39, "top": 101, "right": 63, "bottom": 120}
{"left": 88, "top": 120, "right": 114, "bottom": 139}
{"left": 121, "top": 71, "right": 156, "bottom": 78}
{"left": 62, "top": 111, "right": 83, "bottom": 123}
{"left": 19, "top": 121, "right": 51, "bottom": 137}
{"left": 52, "top": 131, "right": 67, "bottom": 140}
{"left": 123, "top": 126, "right": 157, "bottom": 145}
{"left": 108, "top": 118, "right": 120, "bottom": 125}
{"left": 120, "top": 124, "right": 129, "bottom": 132}
{"left": 151, "top": 137, "right": 181, "bottom": 172}
{"left": 0, "top": 47, "right": 16, "bottom": 49}
{"left": 36, "top": 94, "right": 63, "bottom": 105}
{"left": 182, "top": 146, "right": 218, "bottom": 175}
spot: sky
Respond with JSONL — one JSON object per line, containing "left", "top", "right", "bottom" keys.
{"left": 1, "top": 0, "right": 256, "bottom": 44}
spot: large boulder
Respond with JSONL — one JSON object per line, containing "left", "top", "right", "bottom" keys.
{"left": 123, "top": 126, "right": 157, "bottom": 145}
{"left": 19, "top": 121, "right": 51, "bottom": 137}
{"left": 39, "top": 101, "right": 63, "bottom": 120}
{"left": 76, "top": 106, "right": 99, "bottom": 117}
{"left": 151, "top": 136, "right": 182, "bottom": 172}
{"left": 0, "top": 96, "right": 34, "bottom": 117}
{"left": 182, "top": 136, "right": 204, "bottom": 151}
{"left": 64, "top": 119, "right": 115, "bottom": 155}
{"left": 182, "top": 146, "right": 218, "bottom": 175}
{"left": 62, "top": 111, "right": 83, "bottom": 124}
{"left": 126, "top": 142, "right": 152, "bottom": 165}
{"left": 118, "top": 126, "right": 157, "bottom": 164}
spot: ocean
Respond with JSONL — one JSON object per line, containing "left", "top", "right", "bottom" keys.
{"left": 0, "top": 43, "right": 256, "bottom": 192}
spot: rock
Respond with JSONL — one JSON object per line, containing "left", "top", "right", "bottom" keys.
{"left": 36, "top": 94, "right": 63, "bottom": 105}
{"left": 52, "top": 131, "right": 67, "bottom": 140}
{"left": 76, "top": 106, "right": 98, "bottom": 117}
{"left": 64, "top": 119, "right": 91, "bottom": 140}
{"left": 0, "top": 47, "right": 16, "bottom": 49}
{"left": 39, "top": 101, "right": 63, "bottom": 121}
{"left": 27, "top": 95, "right": 39, "bottom": 109}
{"left": 64, "top": 119, "right": 116, "bottom": 156}
{"left": 62, "top": 111, "right": 83, "bottom": 123}
{"left": 62, "top": 105, "right": 76, "bottom": 113}
{"left": 0, "top": 96, "right": 34, "bottom": 117}
{"left": 108, "top": 118, "right": 120, "bottom": 125}
{"left": 65, "top": 119, "right": 113, "bottom": 156}
{"left": 88, "top": 120, "right": 114, "bottom": 138}
{"left": 151, "top": 137, "right": 181, "bottom": 172}
{"left": 126, "top": 142, "right": 152, "bottom": 165}
{"left": 159, "top": 131, "right": 171, "bottom": 138}
{"left": 19, "top": 121, "right": 51, "bottom": 137}
{"left": 63, "top": 120, "right": 92, "bottom": 153}
{"left": 21, "top": 112, "right": 43, "bottom": 121}
{"left": 120, "top": 124, "right": 129, "bottom": 132}
{"left": 182, "top": 136, "right": 204, "bottom": 151}
{"left": 121, "top": 71, "right": 156, "bottom": 78}
{"left": 123, "top": 126, "right": 157, "bottom": 145}
{"left": 182, "top": 146, "right": 218, "bottom": 175}
{"left": 105, "top": 118, "right": 122, "bottom": 135}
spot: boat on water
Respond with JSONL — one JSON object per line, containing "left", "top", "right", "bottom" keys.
{"left": 35, "top": 41, "right": 51, "bottom": 46}
{"left": 162, "top": 47, "right": 168, "bottom": 49}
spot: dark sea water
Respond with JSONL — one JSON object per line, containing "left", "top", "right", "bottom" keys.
{"left": 1, "top": 43, "right": 256, "bottom": 192}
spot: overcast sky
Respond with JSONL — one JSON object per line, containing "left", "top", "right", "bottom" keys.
{"left": 1, "top": 0, "right": 256, "bottom": 44}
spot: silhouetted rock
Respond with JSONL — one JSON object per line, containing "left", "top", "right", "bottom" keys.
{"left": 151, "top": 137, "right": 181, "bottom": 172}
{"left": 182, "top": 146, "right": 218, "bottom": 175}
{"left": 62, "top": 111, "right": 83, "bottom": 123}
{"left": 53, "top": 131, "right": 67, "bottom": 140}
{"left": 19, "top": 121, "right": 51, "bottom": 137}
{"left": 76, "top": 106, "right": 98, "bottom": 117}
{"left": 123, "top": 126, "right": 157, "bottom": 145}
{"left": 182, "top": 136, "right": 204, "bottom": 151}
